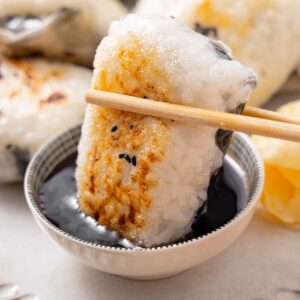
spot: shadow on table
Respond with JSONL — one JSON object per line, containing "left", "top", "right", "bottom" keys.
{"left": 0, "top": 183, "right": 28, "bottom": 213}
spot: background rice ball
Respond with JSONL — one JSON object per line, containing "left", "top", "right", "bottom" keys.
{"left": 0, "top": 0, "right": 128, "bottom": 66}
{"left": 135, "top": 0, "right": 300, "bottom": 107}
{"left": 0, "top": 58, "right": 92, "bottom": 182}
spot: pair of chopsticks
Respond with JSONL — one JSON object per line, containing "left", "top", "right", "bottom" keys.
{"left": 86, "top": 90, "right": 300, "bottom": 143}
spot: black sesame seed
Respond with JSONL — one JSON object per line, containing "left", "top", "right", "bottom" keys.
{"left": 132, "top": 156, "right": 137, "bottom": 167}
{"left": 129, "top": 125, "right": 134, "bottom": 129}
{"left": 124, "top": 155, "right": 131, "bottom": 163}
{"left": 119, "top": 153, "right": 131, "bottom": 164}
{"left": 6, "top": 144, "right": 12, "bottom": 150}
{"left": 0, "top": 71, "right": 3, "bottom": 79}
{"left": 111, "top": 125, "right": 118, "bottom": 132}
{"left": 143, "top": 96, "right": 148, "bottom": 99}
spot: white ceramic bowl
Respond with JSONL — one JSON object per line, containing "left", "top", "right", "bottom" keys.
{"left": 24, "top": 125, "right": 264, "bottom": 280}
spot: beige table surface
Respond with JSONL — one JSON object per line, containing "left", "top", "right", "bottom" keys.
{"left": 1, "top": 93, "right": 300, "bottom": 300}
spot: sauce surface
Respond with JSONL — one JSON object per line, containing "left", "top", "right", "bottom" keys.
{"left": 39, "top": 154, "right": 247, "bottom": 248}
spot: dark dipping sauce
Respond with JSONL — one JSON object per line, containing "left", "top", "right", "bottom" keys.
{"left": 39, "top": 154, "right": 247, "bottom": 249}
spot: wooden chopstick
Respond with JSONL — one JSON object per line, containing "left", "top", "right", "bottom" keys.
{"left": 86, "top": 90, "right": 300, "bottom": 142}
{"left": 243, "top": 106, "right": 300, "bottom": 126}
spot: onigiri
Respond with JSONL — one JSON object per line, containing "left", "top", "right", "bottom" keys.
{"left": 76, "top": 14, "right": 257, "bottom": 247}
{"left": 135, "top": 0, "right": 300, "bottom": 107}
{"left": 0, "top": 58, "right": 92, "bottom": 182}
{"left": 0, "top": 0, "right": 127, "bottom": 66}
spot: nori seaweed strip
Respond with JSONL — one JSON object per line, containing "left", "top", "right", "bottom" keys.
{"left": 194, "top": 22, "right": 218, "bottom": 38}
{"left": 215, "top": 103, "right": 246, "bottom": 154}
{"left": 211, "top": 40, "right": 232, "bottom": 61}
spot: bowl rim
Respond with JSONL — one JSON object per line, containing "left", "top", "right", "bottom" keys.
{"left": 24, "top": 125, "right": 264, "bottom": 254}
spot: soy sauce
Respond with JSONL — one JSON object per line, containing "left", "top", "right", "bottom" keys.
{"left": 39, "top": 154, "right": 247, "bottom": 249}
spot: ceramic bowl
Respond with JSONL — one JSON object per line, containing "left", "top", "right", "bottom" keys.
{"left": 24, "top": 125, "right": 264, "bottom": 280}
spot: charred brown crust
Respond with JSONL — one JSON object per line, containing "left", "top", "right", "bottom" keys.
{"left": 45, "top": 92, "right": 65, "bottom": 103}
{"left": 78, "top": 34, "right": 172, "bottom": 241}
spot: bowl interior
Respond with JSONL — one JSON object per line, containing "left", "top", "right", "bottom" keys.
{"left": 25, "top": 125, "right": 263, "bottom": 251}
